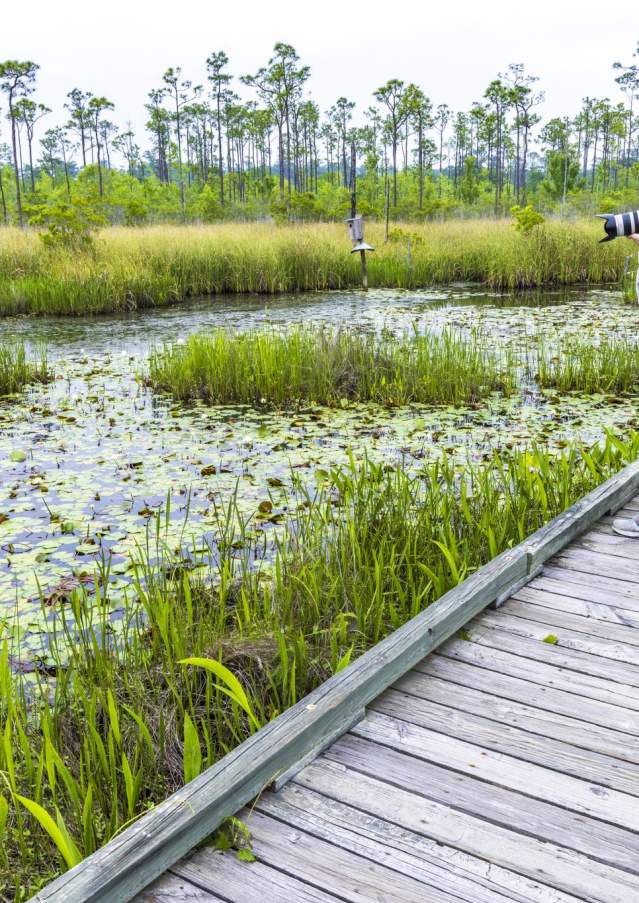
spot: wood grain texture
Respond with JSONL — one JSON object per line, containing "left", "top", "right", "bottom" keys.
{"left": 255, "top": 782, "right": 581, "bottom": 903}
{"left": 553, "top": 548, "right": 639, "bottom": 584}
{"left": 473, "top": 609, "right": 639, "bottom": 668}
{"left": 198, "top": 808, "right": 465, "bottom": 903}
{"left": 499, "top": 599, "right": 639, "bottom": 648}
{"left": 415, "top": 655, "right": 639, "bottom": 733}
{"left": 325, "top": 734, "right": 639, "bottom": 872}
{"left": 251, "top": 790, "right": 511, "bottom": 903}
{"left": 392, "top": 670, "right": 639, "bottom": 763}
{"left": 171, "top": 847, "right": 343, "bottom": 903}
{"left": 440, "top": 630, "right": 639, "bottom": 704}
{"left": 372, "top": 687, "right": 639, "bottom": 794}
{"left": 352, "top": 711, "right": 639, "bottom": 829}
{"left": 298, "top": 757, "right": 639, "bottom": 902}
{"left": 136, "top": 875, "right": 223, "bottom": 903}
{"left": 541, "top": 564, "right": 639, "bottom": 601}
{"left": 513, "top": 583, "right": 639, "bottom": 624}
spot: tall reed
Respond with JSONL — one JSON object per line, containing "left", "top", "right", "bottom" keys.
{"left": 537, "top": 334, "right": 639, "bottom": 393}
{"left": 1, "top": 432, "right": 637, "bottom": 898}
{"left": 148, "top": 326, "right": 516, "bottom": 407}
{"left": 0, "top": 220, "right": 628, "bottom": 317}
{"left": 0, "top": 341, "right": 49, "bottom": 395}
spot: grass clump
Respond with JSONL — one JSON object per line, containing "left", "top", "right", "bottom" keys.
{"left": 0, "top": 341, "right": 49, "bottom": 396}
{"left": 0, "top": 219, "right": 629, "bottom": 317}
{"left": 148, "top": 326, "right": 515, "bottom": 408}
{"left": 538, "top": 334, "right": 639, "bottom": 393}
{"left": 1, "top": 431, "right": 638, "bottom": 897}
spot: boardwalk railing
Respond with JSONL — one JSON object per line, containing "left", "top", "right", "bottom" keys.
{"left": 32, "top": 458, "right": 639, "bottom": 903}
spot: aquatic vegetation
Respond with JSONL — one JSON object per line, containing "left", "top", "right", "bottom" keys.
{"left": 0, "top": 341, "right": 49, "bottom": 396}
{"left": 3, "top": 288, "right": 639, "bottom": 613}
{"left": 0, "top": 219, "right": 629, "bottom": 317}
{"left": 148, "top": 326, "right": 516, "bottom": 408}
{"left": 1, "top": 431, "right": 637, "bottom": 897}
{"left": 538, "top": 334, "right": 639, "bottom": 393}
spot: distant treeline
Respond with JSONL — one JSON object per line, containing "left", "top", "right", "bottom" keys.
{"left": 1, "top": 42, "right": 639, "bottom": 227}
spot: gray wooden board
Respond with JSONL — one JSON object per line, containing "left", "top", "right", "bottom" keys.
{"left": 352, "top": 711, "right": 639, "bottom": 830}
{"left": 450, "top": 626, "right": 639, "bottom": 699}
{"left": 576, "top": 531, "right": 639, "bottom": 561}
{"left": 136, "top": 875, "right": 224, "bottom": 903}
{"left": 372, "top": 687, "right": 639, "bottom": 795}
{"left": 183, "top": 808, "right": 466, "bottom": 903}
{"left": 541, "top": 563, "right": 639, "bottom": 601}
{"left": 392, "top": 670, "right": 639, "bottom": 764}
{"left": 474, "top": 609, "right": 639, "bottom": 667}
{"left": 512, "top": 584, "right": 639, "bottom": 625}
{"left": 171, "top": 847, "right": 345, "bottom": 903}
{"left": 254, "top": 782, "right": 581, "bottom": 903}
{"left": 252, "top": 789, "right": 516, "bottom": 903}
{"left": 415, "top": 655, "right": 639, "bottom": 734}
{"left": 297, "top": 756, "right": 639, "bottom": 903}
{"left": 327, "top": 732, "right": 639, "bottom": 873}
{"left": 499, "top": 599, "right": 639, "bottom": 648}
{"left": 553, "top": 548, "right": 639, "bottom": 584}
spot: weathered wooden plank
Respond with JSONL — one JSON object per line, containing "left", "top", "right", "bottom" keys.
{"left": 372, "top": 687, "right": 639, "bottom": 795}
{"left": 475, "top": 610, "right": 639, "bottom": 667}
{"left": 416, "top": 656, "right": 639, "bottom": 734}
{"left": 171, "top": 848, "right": 343, "bottom": 903}
{"left": 331, "top": 732, "right": 639, "bottom": 870}
{"left": 523, "top": 460, "right": 639, "bottom": 572}
{"left": 299, "top": 756, "right": 639, "bottom": 902}
{"left": 352, "top": 711, "right": 639, "bottom": 830}
{"left": 553, "top": 548, "right": 639, "bottom": 584}
{"left": 136, "top": 875, "right": 223, "bottom": 903}
{"left": 541, "top": 564, "right": 639, "bottom": 602}
{"left": 575, "top": 531, "right": 639, "bottom": 561}
{"left": 253, "top": 789, "right": 514, "bottom": 903}
{"left": 450, "top": 626, "right": 639, "bottom": 699}
{"left": 197, "top": 808, "right": 465, "bottom": 903}
{"left": 498, "top": 599, "right": 639, "bottom": 651}
{"left": 393, "top": 670, "right": 639, "bottom": 764}
{"left": 512, "top": 584, "right": 639, "bottom": 626}
{"left": 256, "top": 782, "right": 582, "bottom": 903}
{"left": 33, "top": 542, "right": 528, "bottom": 903}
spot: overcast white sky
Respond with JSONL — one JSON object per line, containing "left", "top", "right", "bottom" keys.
{"left": 3, "top": 0, "right": 638, "bottom": 155}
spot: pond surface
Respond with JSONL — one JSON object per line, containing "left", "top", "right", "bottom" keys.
{"left": 2, "top": 286, "right": 638, "bottom": 660}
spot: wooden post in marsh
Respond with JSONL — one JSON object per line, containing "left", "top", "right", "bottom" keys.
{"left": 384, "top": 176, "right": 390, "bottom": 242}
{"left": 347, "top": 141, "right": 374, "bottom": 291}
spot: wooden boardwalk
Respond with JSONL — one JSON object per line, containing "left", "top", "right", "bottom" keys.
{"left": 138, "top": 495, "right": 639, "bottom": 903}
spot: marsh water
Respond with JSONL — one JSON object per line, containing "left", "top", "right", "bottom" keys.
{"left": 2, "top": 286, "right": 639, "bottom": 660}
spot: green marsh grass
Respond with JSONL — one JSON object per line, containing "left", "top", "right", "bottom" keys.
{"left": 148, "top": 326, "right": 516, "bottom": 407}
{"left": 1, "top": 432, "right": 638, "bottom": 897}
{"left": 0, "top": 341, "right": 49, "bottom": 396}
{"left": 0, "top": 219, "right": 629, "bottom": 317}
{"left": 538, "top": 335, "right": 639, "bottom": 393}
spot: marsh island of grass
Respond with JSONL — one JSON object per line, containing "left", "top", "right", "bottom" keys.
{"left": 0, "top": 340, "right": 49, "bottom": 396}
{"left": 148, "top": 325, "right": 515, "bottom": 407}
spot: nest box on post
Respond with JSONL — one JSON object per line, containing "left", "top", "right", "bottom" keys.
{"left": 346, "top": 215, "right": 375, "bottom": 289}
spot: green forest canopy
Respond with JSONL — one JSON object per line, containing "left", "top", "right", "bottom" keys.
{"left": 1, "top": 42, "right": 639, "bottom": 227}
